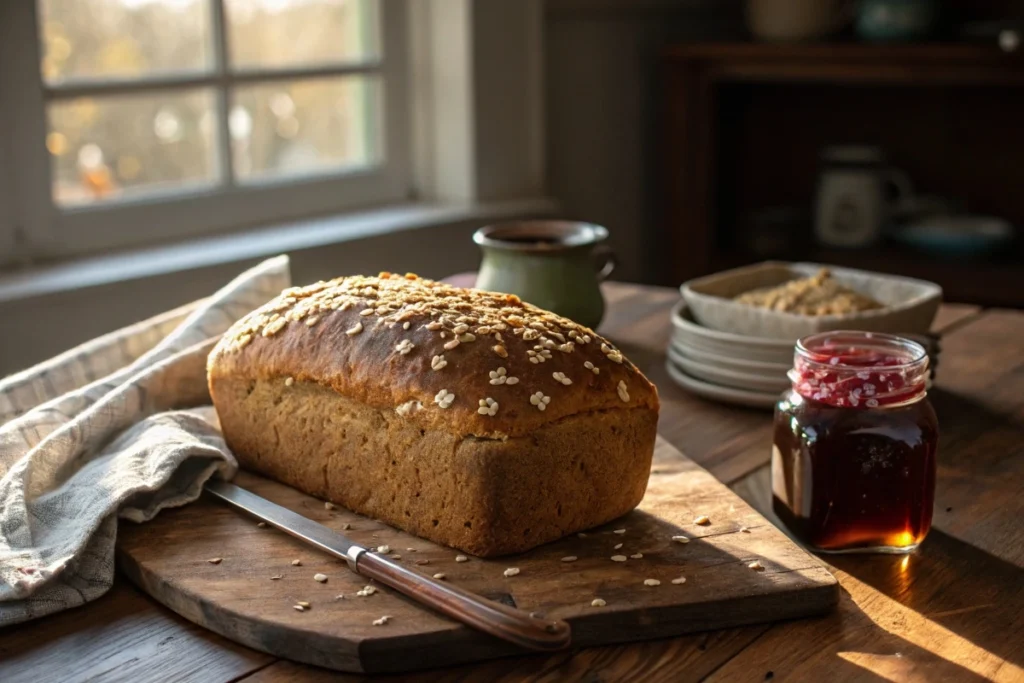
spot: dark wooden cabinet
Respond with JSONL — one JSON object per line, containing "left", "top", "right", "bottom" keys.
{"left": 659, "top": 43, "right": 1024, "bottom": 306}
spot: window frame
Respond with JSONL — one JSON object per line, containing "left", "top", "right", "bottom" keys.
{"left": 0, "top": 96, "right": 15, "bottom": 261}
{"left": 1, "top": 0, "right": 411, "bottom": 260}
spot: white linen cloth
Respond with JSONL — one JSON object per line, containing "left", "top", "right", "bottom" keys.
{"left": 0, "top": 256, "right": 290, "bottom": 625}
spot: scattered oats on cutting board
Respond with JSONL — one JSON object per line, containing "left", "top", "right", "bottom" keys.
{"left": 117, "top": 437, "right": 837, "bottom": 674}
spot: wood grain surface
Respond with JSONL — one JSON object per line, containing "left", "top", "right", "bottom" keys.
{"left": 715, "top": 309, "right": 1024, "bottom": 682}
{"left": 2, "top": 282, "right": 1015, "bottom": 683}
{"left": 115, "top": 436, "right": 837, "bottom": 673}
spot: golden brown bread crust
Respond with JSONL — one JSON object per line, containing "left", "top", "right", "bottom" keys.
{"left": 212, "top": 377, "right": 656, "bottom": 556}
{"left": 208, "top": 273, "right": 659, "bottom": 438}
{"left": 207, "top": 273, "right": 660, "bottom": 555}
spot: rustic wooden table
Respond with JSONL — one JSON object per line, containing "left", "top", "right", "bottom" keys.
{"left": 2, "top": 282, "right": 1022, "bottom": 682}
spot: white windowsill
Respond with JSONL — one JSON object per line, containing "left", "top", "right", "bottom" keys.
{"left": 0, "top": 198, "right": 558, "bottom": 304}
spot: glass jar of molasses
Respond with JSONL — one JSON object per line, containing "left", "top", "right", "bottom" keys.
{"left": 771, "top": 331, "right": 938, "bottom": 554}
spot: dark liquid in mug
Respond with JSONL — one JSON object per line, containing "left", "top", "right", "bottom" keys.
{"left": 492, "top": 235, "right": 563, "bottom": 246}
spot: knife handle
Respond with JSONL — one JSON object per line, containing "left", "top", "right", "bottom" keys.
{"left": 356, "top": 551, "right": 571, "bottom": 651}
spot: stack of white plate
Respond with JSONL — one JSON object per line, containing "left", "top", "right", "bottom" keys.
{"left": 667, "top": 299, "right": 791, "bottom": 409}
{"left": 667, "top": 299, "right": 940, "bottom": 409}
{"left": 666, "top": 262, "right": 943, "bottom": 409}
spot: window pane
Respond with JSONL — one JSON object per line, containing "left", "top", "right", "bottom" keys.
{"left": 231, "top": 77, "right": 379, "bottom": 181}
{"left": 48, "top": 90, "right": 218, "bottom": 206}
{"left": 37, "top": 0, "right": 211, "bottom": 83}
{"left": 225, "top": 0, "right": 378, "bottom": 69}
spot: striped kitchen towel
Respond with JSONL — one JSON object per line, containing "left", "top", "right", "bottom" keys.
{"left": 0, "top": 256, "right": 290, "bottom": 625}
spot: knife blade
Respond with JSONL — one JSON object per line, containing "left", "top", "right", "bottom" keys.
{"left": 205, "top": 479, "right": 571, "bottom": 651}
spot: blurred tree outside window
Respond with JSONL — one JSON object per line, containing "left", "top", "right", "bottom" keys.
{"left": 38, "top": 0, "right": 382, "bottom": 206}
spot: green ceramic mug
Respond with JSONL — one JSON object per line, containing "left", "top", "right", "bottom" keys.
{"left": 473, "top": 221, "right": 616, "bottom": 330}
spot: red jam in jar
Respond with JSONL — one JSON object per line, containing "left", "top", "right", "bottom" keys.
{"left": 771, "top": 331, "right": 938, "bottom": 553}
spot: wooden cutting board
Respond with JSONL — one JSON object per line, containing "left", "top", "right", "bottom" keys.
{"left": 116, "top": 436, "right": 837, "bottom": 674}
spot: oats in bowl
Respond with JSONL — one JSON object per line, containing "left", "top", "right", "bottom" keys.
{"left": 734, "top": 269, "right": 881, "bottom": 316}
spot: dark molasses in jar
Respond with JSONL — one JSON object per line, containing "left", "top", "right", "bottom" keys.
{"left": 771, "top": 331, "right": 938, "bottom": 553}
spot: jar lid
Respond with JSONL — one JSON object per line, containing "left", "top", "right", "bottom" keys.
{"left": 790, "top": 331, "right": 929, "bottom": 408}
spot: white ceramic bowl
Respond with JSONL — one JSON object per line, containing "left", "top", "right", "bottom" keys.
{"left": 681, "top": 261, "right": 943, "bottom": 340}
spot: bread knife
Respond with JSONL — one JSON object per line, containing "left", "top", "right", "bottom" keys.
{"left": 205, "top": 480, "right": 572, "bottom": 651}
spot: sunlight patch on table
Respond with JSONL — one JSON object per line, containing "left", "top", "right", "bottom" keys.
{"left": 842, "top": 572, "right": 1023, "bottom": 682}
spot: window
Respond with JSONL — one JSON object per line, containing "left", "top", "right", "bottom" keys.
{"left": 1, "top": 0, "right": 410, "bottom": 259}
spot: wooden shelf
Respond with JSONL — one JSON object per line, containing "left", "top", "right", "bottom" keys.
{"left": 658, "top": 41, "right": 1024, "bottom": 307}
{"left": 664, "top": 42, "right": 1024, "bottom": 64}
{"left": 663, "top": 43, "right": 1024, "bottom": 86}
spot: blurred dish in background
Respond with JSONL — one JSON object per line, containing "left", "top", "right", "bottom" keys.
{"left": 889, "top": 194, "right": 960, "bottom": 224}
{"left": 893, "top": 215, "right": 1015, "bottom": 257}
{"left": 958, "top": 21, "right": 1024, "bottom": 53}
{"left": 815, "top": 146, "right": 914, "bottom": 249}
{"left": 856, "top": 0, "right": 939, "bottom": 42}
{"left": 745, "top": 0, "right": 852, "bottom": 42}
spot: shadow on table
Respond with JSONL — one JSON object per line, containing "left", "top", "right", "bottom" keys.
{"left": 819, "top": 385, "right": 1024, "bottom": 680}
{"left": 930, "top": 386, "right": 1024, "bottom": 440}
{"left": 826, "top": 527, "right": 1024, "bottom": 676}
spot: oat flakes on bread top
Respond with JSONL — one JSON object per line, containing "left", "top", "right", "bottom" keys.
{"left": 733, "top": 268, "right": 881, "bottom": 316}
{"left": 208, "top": 272, "right": 658, "bottom": 438}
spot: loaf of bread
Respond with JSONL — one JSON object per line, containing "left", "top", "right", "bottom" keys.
{"left": 207, "top": 273, "right": 659, "bottom": 556}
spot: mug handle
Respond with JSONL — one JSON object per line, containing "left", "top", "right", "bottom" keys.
{"left": 593, "top": 244, "right": 616, "bottom": 282}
